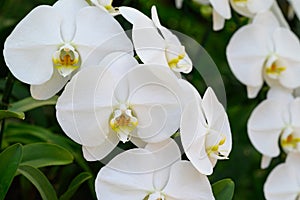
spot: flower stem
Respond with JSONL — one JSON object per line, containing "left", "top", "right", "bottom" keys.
{"left": 0, "top": 72, "right": 15, "bottom": 149}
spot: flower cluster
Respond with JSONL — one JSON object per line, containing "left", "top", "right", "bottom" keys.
{"left": 3, "top": 0, "right": 233, "bottom": 199}
{"left": 185, "top": 0, "right": 300, "bottom": 197}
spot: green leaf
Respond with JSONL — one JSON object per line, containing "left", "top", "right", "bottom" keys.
{"left": 5, "top": 123, "right": 74, "bottom": 148}
{"left": 59, "top": 172, "right": 92, "bottom": 200}
{"left": 8, "top": 96, "right": 58, "bottom": 112}
{"left": 17, "top": 165, "right": 58, "bottom": 200}
{"left": 21, "top": 143, "right": 74, "bottom": 168}
{"left": 5, "top": 123, "right": 92, "bottom": 173}
{"left": 212, "top": 178, "right": 235, "bottom": 200}
{"left": 0, "top": 144, "right": 22, "bottom": 200}
{"left": 0, "top": 110, "right": 25, "bottom": 120}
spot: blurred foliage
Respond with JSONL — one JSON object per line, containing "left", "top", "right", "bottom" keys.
{"left": 0, "top": 0, "right": 295, "bottom": 199}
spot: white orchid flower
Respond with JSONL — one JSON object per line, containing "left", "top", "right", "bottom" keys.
{"left": 91, "top": 0, "right": 119, "bottom": 16}
{"left": 227, "top": 11, "right": 300, "bottom": 98}
{"left": 3, "top": 0, "right": 132, "bottom": 100}
{"left": 56, "top": 53, "right": 186, "bottom": 161}
{"left": 180, "top": 86, "right": 232, "bottom": 175}
{"left": 230, "top": 0, "right": 274, "bottom": 18}
{"left": 248, "top": 89, "right": 300, "bottom": 168}
{"left": 119, "top": 6, "right": 193, "bottom": 75}
{"left": 193, "top": 0, "right": 231, "bottom": 31}
{"left": 264, "top": 152, "right": 300, "bottom": 200}
{"left": 95, "top": 138, "right": 215, "bottom": 200}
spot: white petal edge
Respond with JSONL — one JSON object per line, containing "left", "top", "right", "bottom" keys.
{"left": 3, "top": 6, "right": 62, "bottom": 85}
{"left": 30, "top": 68, "right": 70, "bottom": 100}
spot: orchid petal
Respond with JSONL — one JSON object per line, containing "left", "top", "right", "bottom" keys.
{"left": 95, "top": 149, "right": 154, "bottom": 199}
{"left": 30, "top": 68, "right": 70, "bottom": 100}
{"left": 126, "top": 65, "right": 182, "bottom": 143}
{"left": 180, "top": 99, "right": 213, "bottom": 175}
{"left": 146, "top": 139, "right": 181, "bottom": 190}
{"left": 247, "top": 85, "right": 262, "bottom": 99}
{"left": 82, "top": 132, "right": 119, "bottom": 161}
{"left": 119, "top": 7, "right": 168, "bottom": 66}
{"left": 290, "top": 98, "right": 300, "bottom": 128}
{"left": 247, "top": 0, "right": 274, "bottom": 14}
{"left": 266, "top": 86, "right": 293, "bottom": 101}
{"left": 279, "top": 60, "right": 300, "bottom": 89}
{"left": 274, "top": 28, "right": 300, "bottom": 62}
{"left": 3, "top": 6, "right": 62, "bottom": 85}
{"left": 56, "top": 67, "right": 116, "bottom": 146}
{"left": 202, "top": 88, "right": 232, "bottom": 152}
{"left": 264, "top": 154, "right": 300, "bottom": 200}
{"left": 230, "top": 0, "right": 253, "bottom": 17}
{"left": 210, "top": 0, "right": 231, "bottom": 19}
{"left": 163, "top": 161, "right": 214, "bottom": 200}
{"left": 261, "top": 155, "right": 272, "bottom": 169}
{"left": 226, "top": 24, "right": 272, "bottom": 92}
{"left": 145, "top": 138, "right": 181, "bottom": 171}
{"left": 53, "top": 0, "right": 88, "bottom": 42}
{"left": 212, "top": 9, "right": 226, "bottom": 31}
{"left": 252, "top": 11, "right": 280, "bottom": 30}
{"left": 177, "top": 79, "right": 202, "bottom": 106}
{"left": 73, "top": 7, "right": 133, "bottom": 64}
{"left": 247, "top": 100, "right": 286, "bottom": 157}
{"left": 151, "top": 6, "right": 181, "bottom": 46}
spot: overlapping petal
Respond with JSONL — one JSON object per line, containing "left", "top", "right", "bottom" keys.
{"left": 226, "top": 24, "right": 272, "bottom": 95}
{"left": 53, "top": 0, "right": 88, "bottom": 42}
{"left": 181, "top": 87, "right": 231, "bottom": 175}
{"left": 73, "top": 7, "right": 133, "bottom": 65}
{"left": 230, "top": 0, "right": 274, "bottom": 18}
{"left": 30, "top": 68, "right": 70, "bottom": 100}
{"left": 247, "top": 100, "right": 286, "bottom": 157}
{"left": 119, "top": 6, "right": 167, "bottom": 66}
{"left": 96, "top": 139, "right": 214, "bottom": 199}
{"left": 264, "top": 153, "right": 300, "bottom": 200}
{"left": 3, "top": 6, "right": 62, "bottom": 85}
{"left": 164, "top": 161, "right": 214, "bottom": 200}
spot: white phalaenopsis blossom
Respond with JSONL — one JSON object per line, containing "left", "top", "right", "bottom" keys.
{"left": 3, "top": 0, "right": 132, "bottom": 100}
{"left": 227, "top": 11, "right": 300, "bottom": 98}
{"left": 119, "top": 6, "right": 193, "bottom": 75}
{"left": 95, "top": 138, "right": 215, "bottom": 200}
{"left": 91, "top": 0, "right": 119, "bottom": 16}
{"left": 230, "top": 0, "right": 274, "bottom": 18}
{"left": 180, "top": 86, "right": 232, "bottom": 175}
{"left": 264, "top": 152, "right": 300, "bottom": 200}
{"left": 248, "top": 88, "right": 300, "bottom": 168}
{"left": 56, "top": 53, "right": 186, "bottom": 161}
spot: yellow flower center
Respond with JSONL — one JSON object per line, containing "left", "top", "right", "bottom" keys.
{"left": 109, "top": 104, "right": 138, "bottom": 143}
{"left": 232, "top": 0, "right": 247, "bottom": 7}
{"left": 145, "top": 191, "right": 165, "bottom": 200}
{"left": 265, "top": 54, "right": 286, "bottom": 79}
{"left": 52, "top": 44, "right": 80, "bottom": 77}
{"left": 165, "top": 44, "right": 190, "bottom": 73}
{"left": 206, "top": 134, "right": 228, "bottom": 160}
{"left": 281, "top": 133, "right": 300, "bottom": 151}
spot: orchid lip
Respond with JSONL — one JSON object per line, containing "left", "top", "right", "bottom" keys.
{"left": 206, "top": 133, "right": 228, "bottom": 160}
{"left": 109, "top": 104, "right": 138, "bottom": 143}
{"left": 264, "top": 54, "right": 286, "bottom": 79}
{"left": 52, "top": 43, "right": 80, "bottom": 77}
{"left": 281, "top": 126, "right": 300, "bottom": 152}
{"left": 232, "top": 0, "right": 248, "bottom": 7}
{"left": 147, "top": 191, "right": 166, "bottom": 200}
